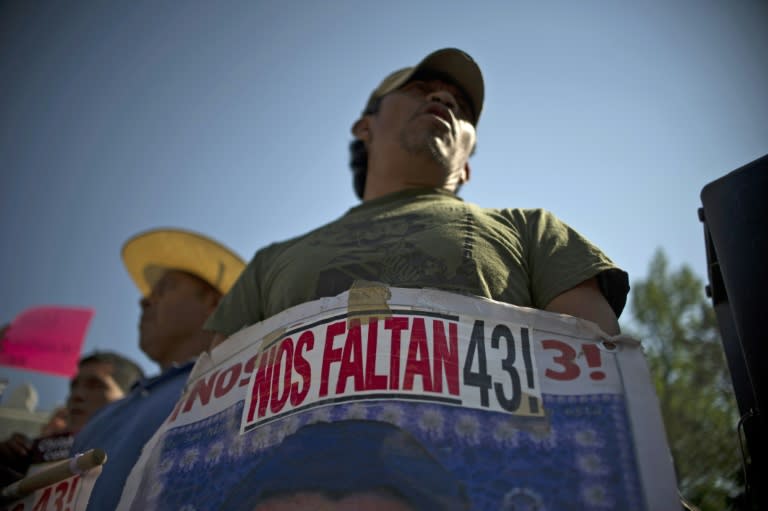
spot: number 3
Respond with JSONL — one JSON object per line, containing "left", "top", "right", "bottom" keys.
{"left": 541, "top": 339, "right": 580, "bottom": 381}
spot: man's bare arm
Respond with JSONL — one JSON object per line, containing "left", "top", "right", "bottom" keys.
{"left": 544, "top": 277, "right": 620, "bottom": 335}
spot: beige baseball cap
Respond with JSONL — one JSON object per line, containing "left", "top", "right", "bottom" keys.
{"left": 122, "top": 228, "right": 245, "bottom": 296}
{"left": 361, "top": 48, "right": 484, "bottom": 125}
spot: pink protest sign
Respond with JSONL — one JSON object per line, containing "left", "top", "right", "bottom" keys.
{"left": 0, "top": 306, "right": 94, "bottom": 378}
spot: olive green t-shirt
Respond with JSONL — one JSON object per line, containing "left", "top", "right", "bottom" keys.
{"left": 207, "top": 189, "right": 628, "bottom": 336}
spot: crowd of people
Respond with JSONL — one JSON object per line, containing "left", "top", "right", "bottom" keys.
{"left": 1, "top": 48, "right": 628, "bottom": 510}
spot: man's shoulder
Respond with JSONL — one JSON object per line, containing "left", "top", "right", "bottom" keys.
{"left": 250, "top": 232, "right": 313, "bottom": 265}
{"left": 137, "top": 363, "right": 193, "bottom": 401}
{"left": 250, "top": 214, "right": 350, "bottom": 262}
{"left": 470, "top": 202, "right": 550, "bottom": 215}
{"left": 463, "top": 202, "right": 557, "bottom": 224}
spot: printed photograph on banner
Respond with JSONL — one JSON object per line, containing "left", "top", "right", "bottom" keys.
{"left": 126, "top": 397, "right": 641, "bottom": 510}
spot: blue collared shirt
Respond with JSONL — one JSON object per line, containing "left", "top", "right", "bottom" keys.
{"left": 71, "top": 361, "right": 194, "bottom": 511}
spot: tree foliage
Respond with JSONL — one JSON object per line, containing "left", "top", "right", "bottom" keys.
{"left": 626, "top": 248, "right": 742, "bottom": 510}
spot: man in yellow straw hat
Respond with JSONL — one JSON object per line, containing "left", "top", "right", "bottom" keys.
{"left": 71, "top": 228, "right": 245, "bottom": 511}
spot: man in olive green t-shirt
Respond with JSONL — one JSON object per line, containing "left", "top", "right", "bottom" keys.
{"left": 206, "top": 48, "right": 628, "bottom": 344}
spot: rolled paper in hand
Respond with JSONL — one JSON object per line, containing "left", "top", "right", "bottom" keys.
{"left": 0, "top": 448, "right": 107, "bottom": 500}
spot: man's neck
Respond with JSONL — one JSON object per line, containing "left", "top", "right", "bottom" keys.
{"left": 363, "top": 153, "right": 461, "bottom": 201}
{"left": 155, "top": 331, "right": 210, "bottom": 370}
{"left": 363, "top": 179, "right": 457, "bottom": 202}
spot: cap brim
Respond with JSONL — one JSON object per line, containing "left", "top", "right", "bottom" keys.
{"left": 122, "top": 228, "right": 245, "bottom": 296}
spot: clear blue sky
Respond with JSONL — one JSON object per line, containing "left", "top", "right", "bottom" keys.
{"left": 1, "top": 0, "right": 766, "bottom": 411}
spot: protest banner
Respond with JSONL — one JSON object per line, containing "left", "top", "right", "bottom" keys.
{"left": 115, "top": 286, "right": 678, "bottom": 510}
{"left": 0, "top": 307, "right": 94, "bottom": 378}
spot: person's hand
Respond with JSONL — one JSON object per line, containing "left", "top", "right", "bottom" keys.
{"left": 0, "top": 466, "right": 25, "bottom": 488}
{"left": 0, "top": 432, "right": 33, "bottom": 464}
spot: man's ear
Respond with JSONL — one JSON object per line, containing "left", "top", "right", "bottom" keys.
{"left": 204, "top": 291, "right": 222, "bottom": 315}
{"left": 352, "top": 116, "right": 371, "bottom": 143}
{"left": 460, "top": 162, "right": 471, "bottom": 184}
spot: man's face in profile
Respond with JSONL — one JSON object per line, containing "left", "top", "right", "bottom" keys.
{"left": 252, "top": 491, "right": 415, "bottom": 511}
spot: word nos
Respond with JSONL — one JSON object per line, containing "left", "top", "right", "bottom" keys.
{"left": 167, "top": 352, "right": 260, "bottom": 423}
{"left": 6, "top": 475, "right": 81, "bottom": 511}
{"left": 242, "top": 312, "right": 544, "bottom": 430}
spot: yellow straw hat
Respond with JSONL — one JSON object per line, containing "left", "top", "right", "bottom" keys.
{"left": 122, "top": 228, "right": 245, "bottom": 296}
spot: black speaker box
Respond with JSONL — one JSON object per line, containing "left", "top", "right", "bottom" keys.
{"left": 700, "top": 153, "right": 767, "bottom": 509}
